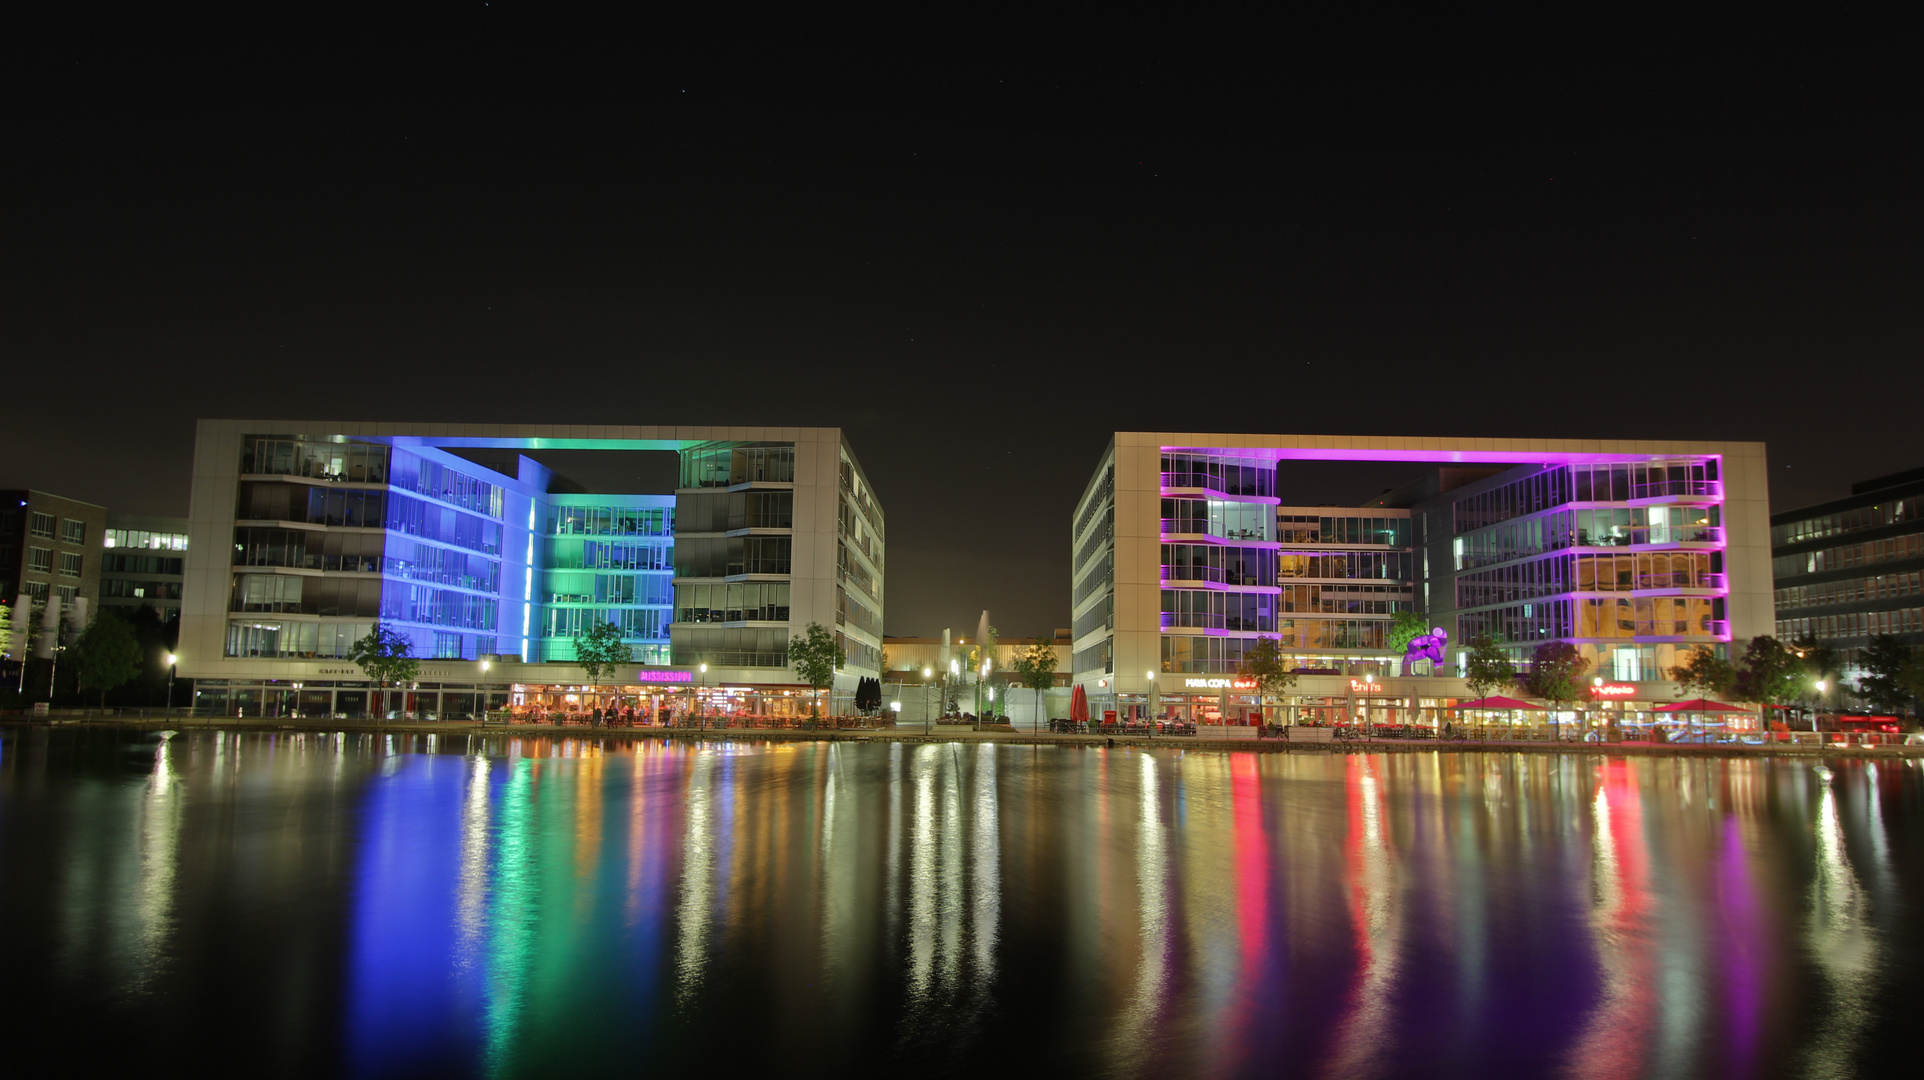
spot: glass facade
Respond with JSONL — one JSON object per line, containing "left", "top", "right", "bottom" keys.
{"left": 1770, "top": 467, "right": 1924, "bottom": 667}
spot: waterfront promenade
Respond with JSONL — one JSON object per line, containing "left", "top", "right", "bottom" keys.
{"left": 6, "top": 711, "right": 1920, "bottom": 758}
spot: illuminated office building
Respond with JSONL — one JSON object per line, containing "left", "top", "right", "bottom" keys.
{"left": 1071, "top": 433, "right": 1772, "bottom": 723}
{"left": 1771, "top": 465, "right": 1924, "bottom": 667}
{"left": 179, "top": 421, "right": 883, "bottom": 718}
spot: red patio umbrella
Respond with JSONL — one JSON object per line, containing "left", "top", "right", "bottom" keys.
{"left": 1653, "top": 698, "right": 1750, "bottom": 713}
{"left": 1070, "top": 685, "right": 1090, "bottom": 725}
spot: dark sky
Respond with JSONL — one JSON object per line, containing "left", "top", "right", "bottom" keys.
{"left": 4, "top": 7, "right": 1919, "bottom": 637}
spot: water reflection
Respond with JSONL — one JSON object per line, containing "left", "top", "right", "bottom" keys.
{"left": 0, "top": 729, "right": 1918, "bottom": 1079}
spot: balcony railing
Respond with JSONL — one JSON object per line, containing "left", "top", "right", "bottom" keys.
{"left": 1160, "top": 565, "right": 1272, "bottom": 587}
{"left": 1577, "top": 526, "right": 1723, "bottom": 547}
{"left": 1628, "top": 480, "right": 1721, "bottom": 500}
{"left": 1160, "top": 613, "right": 1274, "bottom": 632}
{"left": 1632, "top": 572, "right": 1727, "bottom": 590}
{"left": 1160, "top": 519, "right": 1271, "bottom": 542}
{"left": 1159, "top": 472, "right": 1273, "bottom": 498}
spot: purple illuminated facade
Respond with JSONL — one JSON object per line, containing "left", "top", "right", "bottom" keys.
{"left": 1072, "top": 433, "right": 1773, "bottom": 706}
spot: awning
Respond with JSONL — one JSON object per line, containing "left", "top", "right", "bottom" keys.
{"left": 1653, "top": 698, "right": 1752, "bottom": 713}
{"left": 1448, "top": 695, "right": 1547, "bottom": 710}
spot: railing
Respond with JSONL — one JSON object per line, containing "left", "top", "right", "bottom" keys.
{"left": 1159, "top": 472, "right": 1273, "bottom": 498}
{"left": 1633, "top": 572, "right": 1727, "bottom": 590}
{"left": 1628, "top": 480, "right": 1721, "bottom": 500}
{"left": 1160, "top": 564, "right": 1271, "bottom": 586}
{"left": 1160, "top": 520, "right": 1270, "bottom": 542}
{"left": 1160, "top": 613, "right": 1271, "bottom": 631}
{"left": 1577, "top": 526, "right": 1724, "bottom": 547}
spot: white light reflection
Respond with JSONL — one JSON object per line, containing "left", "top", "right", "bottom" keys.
{"left": 906, "top": 744, "right": 937, "bottom": 1004}
{"left": 1322, "top": 759, "right": 1402, "bottom": 1080}
{"left": 131, "top": 733, "right": 184, "bottom": 989}
{"left": 1801, "top": 773, "right": 1880, "bottom": 1079}
{"left": 969, "top": 743, "right": 1000, "bottom": 994}
{"left": 454, "top": 754, "right": 492, "bottom": 970}
{"left": 673, "top": 752, "right": 717, "bottom": 1005}
{"left": 1111, "top": 751, "right": 1169, "bottom": 1070}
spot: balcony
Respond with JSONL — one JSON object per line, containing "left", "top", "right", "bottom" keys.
{"left": 1160, "top": 520, "right": 1272, "bottom": 543}
{"left": 1160, "top": 565, "right": 1272, "bottom": 587}
{"left": 1632, "top": 572, "right": 1727, "bottom": 591}
{"left": 1628, "top": 479, "right": 1721, "bottom": 500}
{"left": 1576, "top": 526, "right": 1723, "bottom": 548}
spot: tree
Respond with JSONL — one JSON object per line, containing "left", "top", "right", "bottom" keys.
{"left": 574, "top": 619, "right": 633, "bottom": 712}
{"left": 1857, "top": 635, "right": 1914, "bottom": 714}
{"left": 349, "top": 624, "right": 421, "bottom": 718}
{"left": 1669, "top": 645, "right": 1737, "bottom": 698}
{"left": 1522, "top": 641, "right": 1589, "bottom": 739}
{"left": 71, "top": 611, "right": 143, "bottom": 707}
{"left": 1236, "top": 635, "right": 1299, "bottom": 728}
{"left": 0, "top": 599, "right": 13, "bottom": 660}
{"left": 1463, "top": 635, "right": 1518, "bottom": 700}
{"left": 1387, "top": 610, "right": 1429, "bottom": 655}
{"left": 789, "top": 621, "right": 844, "bottom": 719}
{"left": 1011, "top": 638, "right": 1059, "bottom": 729}
{"left": 1793, "top": 635, "right": 1843, "bottom": 712}
{"left": 1732, "top": 635, "right": 1811, "bottom": 729}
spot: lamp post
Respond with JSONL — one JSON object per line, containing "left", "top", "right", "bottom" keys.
{"left": 949, "top": 658, "right": 959, "bottom": 723}
{"left": 698, "top": 663, "right": 708, "bottom": 732}
{"left": 291, "top": 681, "right": 302, "bottom": 719}
{"left": 1592, "top": 676, "right": 1605, "bottom": 741}
{"left": 1146, "top": 670, "right": 1157, "bottom": 738}
{"left": 923, "top": 666, "right": 933, "bottom": 734}
{"left": 1814, "top": 678, "right": 1828, "bottom": 735}
{"left": 480, "top": 659, "right": 491, "bottom": 723}
{"left": 166, "top": 652, "right": 178, "bottom": 714}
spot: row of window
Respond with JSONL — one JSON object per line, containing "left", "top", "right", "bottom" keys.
{"left": 1774, "top": 570, "right": 1924, "bottom": 612}
{"left": 838, "top": 585, "right": 881, "bottom": 637}
{"left": 673, "top": 536, "right": 793, "bottom": 578}
{"left": 668, "top": 625, "right": 791, "bottom": 668}
{"left": 1777, "top": 607, "right": 1924, "bottom": 644}
{"left": 550, "top": 505, "right": 674, "bottom": 537}
{"left": 232, "top": 574, "right": 382, "bottom": 616}
{"left": 226, "top": 619, "right": 372, "bottom": 659}
{"left": 102, "top": 553, "right": 184, "bottom": 575}
{"left": 1161, "top": 498, "right": 1272, "bottom": 542}
{"left": 241, "top": 437, "right": 390, "bottom": 484}
{"left": 103, "top": 528, "right": 188, "bottom": 551}
{"left": 27, "top": 512, "right": 88, "bottom": 545}
{"left": 671, "top": 491, "right": 795, "bottom": 534}
{"left": 1455, "top": 551, "right": 1720, "bottom": 608}
{"left": 839, "top": 455, "right": 886, "bottom": 538}
{"left": 1158, "top": 622, "right": 1394, "bottom": 670}
{"left": 1453, "top": 460, "right": 1717, "bottom": 535}
{"left": 550, "top": 539, "right": 671, "bottom": 571}
{"left": 674, "top": 581, "right": 794, "bottom": 624}
{"left": 102, "top": 579, "right": 180, "bottom": 600}
{"left": 1076, "top": 509, "right": 1114, "bottom": 572}
{"left": 1459, "top": 596, "right": 1725, "bottom": 644}
{"left": 1278, "top": 551, "right": 1412, "bottom": 581}
{"left": 1161, "top": 589, "right": 1276, "bottom": 632}
{"left": 1159, "top": 454, "right": 1276, "bottom": 498}
{"left": 1277, "top": 584, "right": 1411, "bottom": 614}
{"left": 546, "top": 572, "right": 673, "bottom": 606}
{"left": 1162, "top": 543, "right": 1274, "bottom": 586}
{"left": 1074, "top": 594, "right": 1113, "bottom": 640}
{"left": 391, "top": 450, "right": 506, "bottom": 520}
{"left": 25, "top": 548, "right": 84, "bottom": 577}
{"left": 680, "top": 444, "right": 796, "bottom": 488}
{"left": 1275, "top": 514, "right": 1412, "bottom": 548}
{"left": 840, "top": 540, "right": 879, "bottom": 603}
{"left": 1075, "top": 549, "right": 1112, "bottom": 603}
{"left": 1773, "top": 532, "right": 1924, "bottom": 578}
{"left": 1453, "top": 505, "right": 1723, "bottom": 570}
{"left": 1074, "top": 636, "right": 1112, "bottom": 675}
{"left": 16, "top": 581, "right": 76, "bottom": 605}
{"left": 1772, "top": 495, "right": 1921, "bottom": 547}
{"left": 545, "top": 606, "right": 669, "bottom": 640}
{"left": 1075, "top": 465, "right": 1114, "bottom": 542}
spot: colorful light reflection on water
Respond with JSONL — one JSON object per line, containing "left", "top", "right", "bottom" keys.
{"left": 1, "top": 728, "right": 1920, "bottom": 1079}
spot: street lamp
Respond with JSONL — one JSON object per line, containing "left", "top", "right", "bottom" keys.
{"left": 1146, "top": 670, "right": 1157, "bottom": 737}
{"left": 1814, "top": 678, "right": 1828, "bottom": 734}
{"left": 291, "top": 681, "right": 302, "bottom": 719}
{"left": 923, "top": 666, "right": 933, "bottom": 734}
{"left": 166, "top": 652, "right": 178, "bottom": 714}
{"left": 698, "top": 663, "right": 708, "bottom": 732}
{"left": 480, "top": 659, "right": 491, "bottom": 723}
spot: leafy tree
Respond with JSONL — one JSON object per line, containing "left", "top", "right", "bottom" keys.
{"left": 1387, "top": 610, "right": 1429, "bottom": 655}
{"left": 71, "top": 611, "right": 143, "bottom": 706}
{"left": 0, "top": 599, "right": 13, "bottom": 660}
{"left": 1669, "top": 645, "right": 1737, "bottom": 698}
{"left": 1899, "top": 653, "right": 1924, "bottom": 721}
{"left": 1463, "top": 635, "right": 1518, "bottom": 700}
{"left": 1522, "top": 641, "right": 1589, "bottom": 738}
{"left": 1793, "top": 635, "right": 1843, "bottom": 711}
{"left": 349, "top": 624, "right": 421, "bottom": 718}
{"left": 789, "top": 621, "right": 844, "bottom": 719}
{"left": 1856, "top": 635, "right": 1915, "bottom": 714}
{"left": 1733, "top": 636, "right": 1811, "bottom": 727}
{"left": 1011, "top": 638, "right": 1059, "bottom": 726}
{"left": 1236, "top": 635, "right": 1299, "bottom": 727}
{"left": 574, "top": 619, "right": 633, "bottom": 710}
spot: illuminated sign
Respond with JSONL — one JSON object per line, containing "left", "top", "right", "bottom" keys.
{"left": 1349, "top": 679, "right": 1382, "bottom": 693}
{"left": 1589, "top": 683, "right": 1638, "bottom": 698}
{"left": 636, "top": 669, "right": 694, "bottom": 684}
{"left": 1182, "top": 677, "right": 1258, "bottom": 690}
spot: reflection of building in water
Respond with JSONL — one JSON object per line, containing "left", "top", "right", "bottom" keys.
{"left": 1071, "top": 433, "right": 1773, "bottom": 730}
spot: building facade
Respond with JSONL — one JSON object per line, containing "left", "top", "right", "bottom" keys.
{"left": 1771, "top": 466, "right": 1924, "bottom": 668}
{"left": 179, "top": 422, "right": 883, "bottom": 719}
{"left": 1071, "top": 433, "right": 1773, "bottom": 726}
{"left": 99, "top": 514, "right": 190, "bottom": 625}
{"left": 2, "top": 489, "right": 107, "bottom": 631}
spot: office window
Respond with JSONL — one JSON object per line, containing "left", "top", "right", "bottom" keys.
{"left": 62, "top": 519, "right": 85, "bottom": 544}
{"left": 23, "top": 581, "right": 49, "bottom": 601}
{"left": 57, "top": 552, "right": 82, "bottom": 578}
{"left": 56, "top": 585, "right": 76, "bottom": 606}
{"left": 29, "top": 512, "right": 55, "bottom": 538}
{"left": 27, "top": 547, "right": 53, "bottom": 573}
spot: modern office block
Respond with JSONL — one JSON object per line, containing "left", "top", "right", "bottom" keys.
{"left": 1, "top": 489, "right": 107, "bottom": 624}
{"left": 99, "top": 514, "right": 190, "bottom": 625}
{"left": 179, "top": 421, "right": 883, "bottom": 719}
{"left": 1771, "top": 466, "right": 1924, "bottom": 667}
{"left": 1071, "top": 433, "right": 1771, "bottom": 725}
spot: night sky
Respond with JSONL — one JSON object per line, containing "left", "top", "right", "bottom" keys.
{"left": 5, "top": 7, "right": 1919, "bottom": 637}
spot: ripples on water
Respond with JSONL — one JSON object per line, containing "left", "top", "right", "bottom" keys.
{"left": 0, "top": 728, "right": 1919, "bottom": 1079}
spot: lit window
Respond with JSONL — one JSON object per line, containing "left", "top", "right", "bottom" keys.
{"left": 62, "top": 519, "right": 85, "bottom": 545}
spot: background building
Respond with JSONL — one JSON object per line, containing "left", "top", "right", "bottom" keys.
{"left": 1771, "top": 466, "right": 1924, "bottom": 669}
{"left": 180, "top": 422, "right": 883, "bottom": 718}
{"left": 99, "top": 514, "right": 190, "bottom": 626}
{"left": 1, "top": 488, "right": 107, "bottom": 622}
{"left": 1071, "top": 433, "right": 1772, "bottom": 726}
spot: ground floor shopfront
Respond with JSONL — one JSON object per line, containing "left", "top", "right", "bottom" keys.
{"left": 1078, "top": 674, "right": 1758, "bottom": 734}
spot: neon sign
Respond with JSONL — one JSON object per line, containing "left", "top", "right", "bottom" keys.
{"left": 1349, "top": 679, "right": 1382, "bottom": 693}
{"left": 1589, "top": 683, "right": 1638, "bottom": 698}
{"left": 1183, "top": 677, "right": 1258, "bottom": 690}
{"left": 636, "top": 669, "right": 694, "bottom": 684}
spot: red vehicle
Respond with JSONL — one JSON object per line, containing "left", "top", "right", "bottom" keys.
{"left": 1834, "top": 715, "right": 1902, "bottom": 735}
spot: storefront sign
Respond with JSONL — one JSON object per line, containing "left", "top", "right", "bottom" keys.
{"left": 1349, "top": 679, "right": 1382, "bottom": 693}
{"left": 637, "top": 669, "right": 694, "bottom": 684}
{"left": 1183, "top": 677, "right": 1258, "bottom": 690}
{"left": 1590, "top": 683, "right": 1638, "bottom": 698}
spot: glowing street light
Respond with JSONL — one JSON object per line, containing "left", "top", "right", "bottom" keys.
{"left": 165, "top": 652, "right": 178, "bottom": 713}
{"left": 923, "top": 666, "right": 933, "bottom": 734}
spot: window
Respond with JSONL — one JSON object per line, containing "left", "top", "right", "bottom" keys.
{"left": 23, "top": 581, "right": 49, "bottom": 601}
{"left": 26, "top": 547, "right": 52, "bottom": 573}
{"left": 61, "top": 519, "right": 86, "bottom": 544}
{"left": 56, "top": 585, "right": 76, "bottom": 605}
{"left": 57, "top": 552, "right": 82, "bottom": 578}
{"left": 29, "top": 512, "right": 55, "bottom": 538}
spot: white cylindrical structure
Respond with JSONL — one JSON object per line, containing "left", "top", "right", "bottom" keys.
{"left": 37, "top": 593, "right": 60, "bottom": 659}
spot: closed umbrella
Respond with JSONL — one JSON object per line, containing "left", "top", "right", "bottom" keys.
{"left": 1070, "top": 685, "right": 1090, "bottom": 728}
